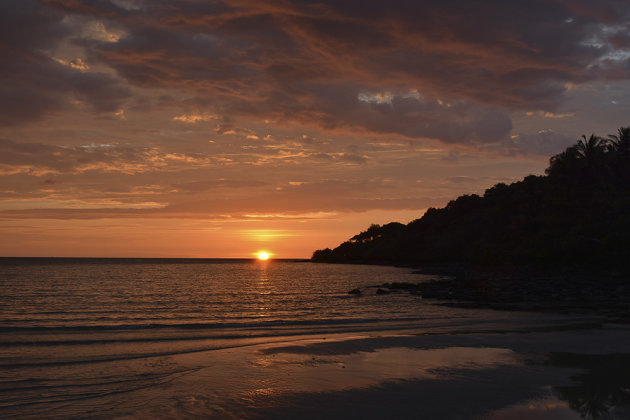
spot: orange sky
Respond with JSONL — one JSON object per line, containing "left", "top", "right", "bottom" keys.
{"left": 1, "top": 1, "right": 630, "bottom": 257}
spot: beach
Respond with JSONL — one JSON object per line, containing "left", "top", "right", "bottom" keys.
{"left": 1, "top": 259, "right": 629, "bottom": 419}
{"left": 5, "top": 323, "right": 630, "bottom": 419}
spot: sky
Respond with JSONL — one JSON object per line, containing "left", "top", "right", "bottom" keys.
{"left": 1, "top": 0, "right": 630, "bottom": 258}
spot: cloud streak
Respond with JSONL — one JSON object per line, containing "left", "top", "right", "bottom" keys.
{"left": 13, "top": 0, "right": 626, "bottom": 145}
{"left": 0, "top": 139, "right": 215, "bottom": 175}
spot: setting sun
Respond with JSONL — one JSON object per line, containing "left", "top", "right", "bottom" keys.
{"left": 257, "top": 251, "right": 270, "bottom": 260}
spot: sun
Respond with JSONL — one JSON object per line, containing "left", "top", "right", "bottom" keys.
{"left": 257, "top": 251, "right": 270, "bottom": 260}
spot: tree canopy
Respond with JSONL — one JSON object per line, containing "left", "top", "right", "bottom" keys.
{"left": 312, "top": 127, "right": 630, "bottom": 266}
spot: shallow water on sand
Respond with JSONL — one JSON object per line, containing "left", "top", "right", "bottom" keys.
{"left": 1, "top": 258, "right": 628, "bottom": 419}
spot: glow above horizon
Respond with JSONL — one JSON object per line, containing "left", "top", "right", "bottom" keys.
{"left": 1, "top": 1, "right": 629, "bottom": 258}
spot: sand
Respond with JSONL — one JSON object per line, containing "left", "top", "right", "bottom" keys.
{"left": 8, "top": 318, "right": 628, "bottom": 419}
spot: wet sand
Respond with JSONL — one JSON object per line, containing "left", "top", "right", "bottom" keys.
{"left": 7, "top": 318, "right": 629, "bottom": 419}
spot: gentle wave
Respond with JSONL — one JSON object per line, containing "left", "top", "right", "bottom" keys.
{"left": 0, "top": 316, "right": 425, "bottom": 333}
{"left": 0, "top": 343, "right": 259, "bottom": 369}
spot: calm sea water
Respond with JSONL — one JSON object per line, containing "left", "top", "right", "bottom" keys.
{"left": 0, "top": 258, "right": 568, "bottom": 417}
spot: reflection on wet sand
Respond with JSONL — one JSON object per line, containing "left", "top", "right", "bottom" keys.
{"left": 163, "top": 335, "right": 630, "bottom": 420}
{"left": 249, "top": 345, "right": 518, "bottom": 393}
{"left": 5, "top": 326, "right": 630, "bottom": 419}
{"left": 551, "top": 353, "right": 630, "bottom": 419}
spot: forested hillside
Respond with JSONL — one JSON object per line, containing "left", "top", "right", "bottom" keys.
{"left": 312, "top": 127, "right": 630, "bottom": 266}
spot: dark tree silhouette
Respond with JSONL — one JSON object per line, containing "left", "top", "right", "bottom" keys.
{"left": 575, "top": 134, "right": 606, "bottom": 162}
{"left": 546, "top": 145, "right": 580, "bottom": 177}
{"left": 608, "top": 126, "right": 630, "bottom": 155}
{"left": 312, "top": 127, "right": 630, "bottom": 267}
{"left": 552, "top": 353, "right": 630, "bottom": 420}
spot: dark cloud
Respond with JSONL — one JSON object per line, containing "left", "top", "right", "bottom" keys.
{"left": 310, "top": 152, "right": 367, "bottom": 164}
{"left": 606, "top": 25, "right": 630, "bottom": 49}
{"left": 0, "top": 55, "right": 130, "bottom": 126}
{"left": 0, "top": 1, "right": 70, "bottom": 50}
{"left": 0, "top": 1, "right": 130, "bottom": 126}
{"left": 501, "top": 130, "right": 576, "bottom": 156}
{"left": 8, "top": 0, "right": 630, "bottom": 145}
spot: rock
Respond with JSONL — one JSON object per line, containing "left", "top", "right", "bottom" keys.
{"left": 376, "top": 288, "right": 390, "bottom": 295}
{"left": 348, "top": 288, "right": 362, "bottom": 295}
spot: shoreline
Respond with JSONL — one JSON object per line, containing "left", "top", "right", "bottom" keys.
{"left": 7, "top": 321, "right": 629, "bottom": 419}
{"left": 323, "top": 260, "right": 630, "bottom": 321}
{"left": 414, "top": 264, "right": 630, "bottom": 320}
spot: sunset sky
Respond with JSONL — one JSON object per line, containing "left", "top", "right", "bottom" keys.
{"left": 1, "top": 0, "right": 630, "bottom": 257}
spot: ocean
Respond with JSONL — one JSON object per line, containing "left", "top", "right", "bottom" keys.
{"left": 1, "top": 258, "right": 628, "bottom": 419}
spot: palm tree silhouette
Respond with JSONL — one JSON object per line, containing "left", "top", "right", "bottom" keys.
{"left": 575, "top": 134, "right": 606, "bottom": 161}
{"left": 608, "top": 126, "right": 630, "bottom": 157}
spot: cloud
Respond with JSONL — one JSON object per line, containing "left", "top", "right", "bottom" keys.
{"left": 0, "top": 1, "right": 130, "bottom": 126}
{"left": 0, "top": 176, "right": 437, "bottom": 219}
{"left": 497, "top": 129, "right": 576, "bottom": 156}
{"left": 310, "top": 152, "right": 368, "bottom": 164}
{"left": 173, "top": 113, "right": 219, "bottom": 123}
{"left": 0, "top": 139, "right": 214, "bottom": 176}
{"left": 172, "top": 179, "right": 268, "bottom": 193}
{"left": 25, "top": 0, "right": 627, "bottom": 146}
{"left": 0, "top": 196, "right": 431, "bottom": 220}
{"left": 526, "top": 111, "right": 576, "bottom": 119}
{"left": 446, "top": 176, "right": 476, "bottom": 184}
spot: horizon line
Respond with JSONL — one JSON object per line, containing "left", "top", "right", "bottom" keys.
{"left": 0, "top": 256, "right": 311, "bottom": 261}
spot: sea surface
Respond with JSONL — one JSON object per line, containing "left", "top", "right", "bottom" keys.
{"left": 1, "top": 258, "right": 626, "bottom": 419}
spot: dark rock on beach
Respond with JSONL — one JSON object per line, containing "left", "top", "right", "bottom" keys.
{"left": 375, "top": 265, "right": 630, "bottom": 320}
